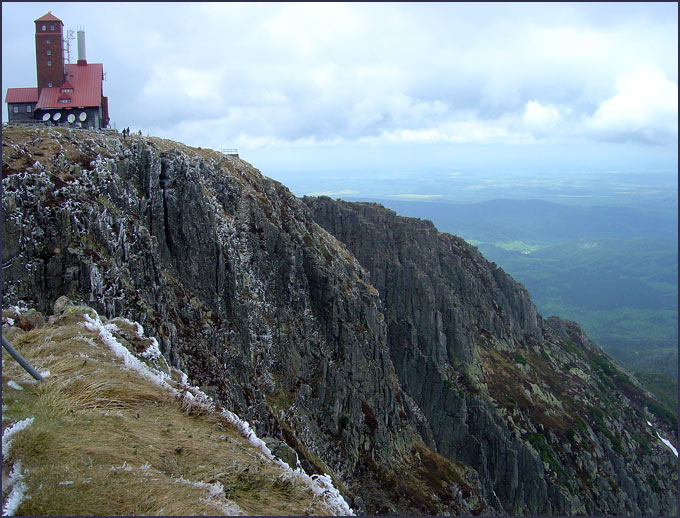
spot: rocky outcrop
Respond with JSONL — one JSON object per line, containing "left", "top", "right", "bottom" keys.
{"left": 2, "top": 127, "right": 486, "bottom": 515}
{"left": 2, "top": 127, "right": 676, "bottom": 515}
{"left": 304, "top": 196, "right": 678, "bottom": 515}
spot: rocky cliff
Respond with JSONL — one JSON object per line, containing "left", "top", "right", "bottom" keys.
{"left": 2, "top": 126, "right": 677, "bottom": 515}
{"left": 304, "top": 197, "right": 678, "bottom": 515}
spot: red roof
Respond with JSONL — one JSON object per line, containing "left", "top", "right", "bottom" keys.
{"left": 35, "top": 12, "right": 62, "bottom": 23}
{"left": 5, "top": 88, "right": 39, "bottom": 103}
{"left": 36, "top": 63, "right": 103, "bottom": 109}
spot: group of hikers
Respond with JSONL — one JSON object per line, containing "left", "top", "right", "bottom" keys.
{"left": 121, "top": 127, "right": 142, "bottom": 139}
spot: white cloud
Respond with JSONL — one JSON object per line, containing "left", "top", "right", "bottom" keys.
{"left": 586, "top": 68, "right": 678, "bottom": 143}
{"left": 523, "top": 101, "right": 561, "bottom": 131}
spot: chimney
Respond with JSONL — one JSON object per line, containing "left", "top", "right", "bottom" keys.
{"left": 77, "top": 29, "right": 87, "bottom": 65}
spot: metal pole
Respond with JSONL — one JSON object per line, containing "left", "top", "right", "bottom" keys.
{"left": 1, "top": 335, "right": 44, "bottom": 381}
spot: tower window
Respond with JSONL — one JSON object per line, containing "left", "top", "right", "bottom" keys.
{"left": 46, "top": 39, "right": 51, "bottom": 44}
{"left": 48, "top": 82, "right": 53, "bottom": 87}
{"left": 59, "top": 99, "right": 71, "bottom": 104}
{"left": 47, "top": 60, "right": 52, "bottom": 66}
{"left": 50, "top": 24, "right": 55, "bottom": 31}
{"left": 47, "top": 50, "right": 51, "bottom": 55}
{"left": 42, "top": 25, "right": 46, "bottom": 31}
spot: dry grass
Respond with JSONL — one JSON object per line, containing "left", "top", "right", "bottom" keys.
{"left": 2, "top": 313, "right": 337, "bottom": 516}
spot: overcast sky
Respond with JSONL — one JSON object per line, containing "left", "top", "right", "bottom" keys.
{"left": 2, "top": 2, "right": 678, "bottom": 187}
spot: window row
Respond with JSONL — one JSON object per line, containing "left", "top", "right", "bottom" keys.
{"left": 12, "top": 105, "right": 34, "bottom": 113}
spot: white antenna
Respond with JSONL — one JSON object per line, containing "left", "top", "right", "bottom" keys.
{"left": 65, "top": 29, "right": 75, "bottom": 64}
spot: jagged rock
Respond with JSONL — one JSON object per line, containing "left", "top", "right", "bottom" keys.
{"left": 263, "top": 436, "right": 299, "bottom": 469}
{"left": 305, "top": 196, "right": 678, "bottom": 516}
{"left": 2, "top": 127, "right": 676, "bottom": 516}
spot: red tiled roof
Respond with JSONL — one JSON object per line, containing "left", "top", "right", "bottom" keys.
{"left": 36, "top": 63, "right": 103, "bottom": 109}
{"left": 35, "top": 12, "right": 62, "bottom": 23}
{"left": 5, "top": 88, "right": 39, "bottom": 103}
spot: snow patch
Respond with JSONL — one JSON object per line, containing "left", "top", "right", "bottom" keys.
{"left": 656, "top": 431, "right": 678, "bottom": 458}
{"left": 2, "top": 461, "right": 28, "bottom": 516}
{"left": 2, "top": 418, "right": 34, "bottom": 457}
{"left": 6, "top": 381, "right": 23, "bottom": 391}
{"left": 81, "top": 314, "right": 175, "bottom": 393}
{"left": 139, "top": 338, "right": 162, "bottom": 361}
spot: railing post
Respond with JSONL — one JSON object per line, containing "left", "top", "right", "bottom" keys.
{"left": 2, "top": 335, "right": 44, "bottom": 381}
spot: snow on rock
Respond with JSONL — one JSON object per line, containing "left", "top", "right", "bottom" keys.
{"left": 2, "top": 460, "right": 28, "bottom": 516}
{"left": 139, "top": 338, "right": 162, "bottom": 361}
{"left": 656, "top": 431, "right": 678, "bottom": 458}
{"left": 6, "top": 381, "right": 23, "bottom": 391}
{"left": 2, "top": 418, "right": 34, "bottom": 457}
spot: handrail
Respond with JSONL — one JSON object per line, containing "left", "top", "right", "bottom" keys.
{"left": 2, "top": 335, "right": 44, "bottom": 381}
{"left": 221, "top": 149, "right": 239, "bottom": 156}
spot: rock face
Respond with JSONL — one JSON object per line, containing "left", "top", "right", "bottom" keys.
{"left": 1, "top": 127, "right": 486, "bottom": 515}
{"left": 304, "top": 196, "right": 678, "bottom": 515}
{"left": 2, "top": 127, "right": 677, "bottom": 515}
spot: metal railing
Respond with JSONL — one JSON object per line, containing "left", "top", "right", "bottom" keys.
{"left": 221, "top": 149, "right": 239, "bottom": 156}
{"left": 2, "top": 334, "right": 44, "bottom": 381}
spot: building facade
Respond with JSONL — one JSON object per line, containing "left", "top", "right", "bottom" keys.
{"left": 5, "top": 12, "right": 109, "bottom": 129}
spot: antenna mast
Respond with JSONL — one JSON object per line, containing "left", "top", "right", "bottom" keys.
{"left": 65, "top": 29, "right": 75, "bottom": 64}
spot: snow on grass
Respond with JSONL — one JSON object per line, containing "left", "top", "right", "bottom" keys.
{"left": 2, "top": 460, "right": 28, "bottom": 516}
{"left": 139, "top": 338, "right": 162, "bottom": 361}
{"left": 6, "top": 381, "right": 23, "bottom": 391}
{"left": 82, "top": 314, "right": 175, "bottom": 393}
{"left": 656, "top": 431, "right": 678, "bottom": 458}
{"left": 2, "top": 418, "right": 34, "bottom": 457}
{"left": 81, "top": 309, "right": 354, "bottom": 516}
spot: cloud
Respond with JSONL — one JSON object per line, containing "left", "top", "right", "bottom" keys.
{"left": 2, "top": 2, "right": 677, "bottom": 162}
{"left": 523, "top": 101, "right": 561, "bottom": 131}
{"left": 586, "top": 68, "right": 678, "bottom": 144}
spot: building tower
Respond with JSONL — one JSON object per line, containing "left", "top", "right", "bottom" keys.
{"left": 34, "top": 12, "right": 64, "bottom": 96}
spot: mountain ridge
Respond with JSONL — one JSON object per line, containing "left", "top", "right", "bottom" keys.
{"left": 2, "top": 126, "right": 677, "bottom": 515}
